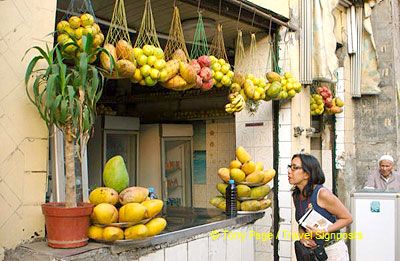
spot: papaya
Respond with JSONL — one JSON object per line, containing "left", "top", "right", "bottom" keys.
{"left": 103, "top": 226, "right": 124, "bottom": 241}
{"left": 116, "top": 39, "right": 133, "bottom": 61}
{"left": 103, "top": 155, "right": 129, "bottom": 193}
{"left": 141, "top": 199, "right": 163, "bottom": 218}
{"left": 116, "top": 59, "right": 135, "bottom": 78}
{"left": 266, "top": 72, "right": 281, "bottom": 82}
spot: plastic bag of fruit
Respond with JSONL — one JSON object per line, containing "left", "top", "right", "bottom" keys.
{"left": 159, "top": 6, "right": 197, "bottom": 91}
{"left": 131, "top": 0, "right": 166, "bottom": 86}
{"left": 56, "top": 0, "right": 105, "bottom": 63}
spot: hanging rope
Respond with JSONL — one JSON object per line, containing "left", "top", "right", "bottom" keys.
{"left": 164, "top": 6, "right": 189, "bottom": 61}
{"left": 236, "top": 3, "right": 242, "bottom": 30}
{"left": 234, "top": 29, "right": 245, "bottom": 71}
{"left": 209, "top": 23, "right": 228, "bottom": 61}
{"left": 190, "top": 12, "right": 209, "bottom": 59}
{"left": 134, "top": 0, "right": 160, "bottom": 48}
{"left": 104, "top": 0, "right": 131, "bottom": 46}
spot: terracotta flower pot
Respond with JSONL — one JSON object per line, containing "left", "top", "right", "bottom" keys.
{"left": 42, "top": 202, "right": 93, "bottom": 248}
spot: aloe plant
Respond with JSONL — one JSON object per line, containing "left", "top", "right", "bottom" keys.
{"left": 24, "top": 34, "right": 113, "bottom": 208}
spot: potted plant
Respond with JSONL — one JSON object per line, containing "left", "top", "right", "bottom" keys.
{"left": 24, "top": 34, "right": 113, "bottom": 248}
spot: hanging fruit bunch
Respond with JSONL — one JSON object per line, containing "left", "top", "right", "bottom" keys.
{"left": 209, "top": 24, "right": 234, "bottom": 89}
{"left": 265, "top": 72, "right": 302, "bottom": 100}
{"left": 317, "top": 85, "right": 344, "bottom": 114}
{"left": 190, "top": 56, "right": 214, "bottom": 91}
{"left": 56, "top": 13, "right": 104, "bottom": 62}
{"left": 225, "top": 91, "right": 245, "bottom": 113}
{"left": 132, "top": 0, "right": 167, "bottom": 86}
{"left": 310, "top": 94, "right": 325, "bottom": 115}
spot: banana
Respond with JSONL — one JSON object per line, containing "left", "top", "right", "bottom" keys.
{"left": 231, "top": 96, "right": 241, "bottom": 106}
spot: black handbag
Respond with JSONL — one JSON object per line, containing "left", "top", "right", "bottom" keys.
{"left": 294, "top": 240, "right": 328, "bottom": 261}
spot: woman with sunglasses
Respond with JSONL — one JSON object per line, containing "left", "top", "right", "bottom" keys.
{"left": 288, "top": 153, "right": 352, "bottom": 260}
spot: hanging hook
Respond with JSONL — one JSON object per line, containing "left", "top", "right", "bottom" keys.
{"left": 236, "top": 3, "right": 242, "bottom": 30}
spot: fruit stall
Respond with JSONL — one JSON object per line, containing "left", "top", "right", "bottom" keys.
{"left": 14, "top": 0, "right": 302, "bottom": 259}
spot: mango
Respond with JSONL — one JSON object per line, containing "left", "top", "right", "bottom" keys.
{"left": 103, "top": 226, "right": 124, "bottom": 241}
{"left": 89, "top": 187, "right": 119, "bottom": 206}
{"left": 245, "top": 171, "right": 264, "bottom": 183}
{"left": 87, "top": 225, "right": 104, "bottom": 240}
{"left": 236, "top": 147, "right": 251, "bottom": 163}
{"left": 119, "top": 186, "right": 149, "bottom": 205}
{"left": 100, "top": 43, "right": 117, "bottom": 72}
{"left": 255, "top": 162, "right": 264, "bottom": 172}
{"left": 179, "top": 61, "right": 197, "bottom": 84}
{"left": 124, "top": 224, "right": 149, "bottom": 240}
{"left": 259, "top": 199, "right": 272, "bottom": 210}
{"left": 240, "top": 200, "right": 261, "bottom": 211}
{"left": 237, "top": 184, "right": 251, "bottom": 198}
{"left": 116, "top": 39, "right": 133, "bottom": 60}
{"left": 250, "top": 185, "right": 270, "bottom": 199}
{"left": 262, "top": 168, "right": 276, "bottom": 184}
{"left": 217, "top": 183, "right": 228, "bottom": 196}
{"left": 266, "top": 72, "right": 281, "bottom": 82}
{"left": 218, "top": 167, "right": 231, "bottom": 183}
{"left": 217, "top": 201, "right": 241, "bottom": 211}
{"left": 119, "top": 202, "right": 147, "bottom": 223}
{"left": 145, "top": 217, "right": 167, "bottom": 236}
{"left": 209, "top": 196, "right": 225, "bottom": 207}
{"left": 116, "top": 59, "right": 136, "bottom": 78}
{"left": 230, "top": 168, "right": 246, "bottom": 182}
{"left": 141, "top": 199, "right": 163, "bottom": 218}
{"left": 229, "top": 160, "right": 242, "bottom": 169}
{"left": 91, "top": 203, "right": 118, "bottom": 225}
{"left": 103, "top": 155, "right": 129, "bottom": 193}
{"left": 241, "top": 161, "right": 256, "bottom": 175}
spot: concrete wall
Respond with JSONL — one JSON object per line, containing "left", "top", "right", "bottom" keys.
{"left": 354, "top": 0, "right": 400, "bottom": 187}
{"left": 0, "top": 0, "right": 56, "bottom": 255}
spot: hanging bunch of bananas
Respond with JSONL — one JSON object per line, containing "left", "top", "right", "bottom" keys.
{"left": 225, "top": 92, "right": 245, "bottom": 113}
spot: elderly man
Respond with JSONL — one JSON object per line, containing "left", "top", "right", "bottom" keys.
{"left": 364, "top": 155, "right": 400, "bottom": 191}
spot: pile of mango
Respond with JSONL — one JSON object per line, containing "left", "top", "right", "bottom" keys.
{"left": 159, "top": 49, "right": 198, "bottom": 91}
{"left": 265, "top": 72, "right": 302, "bottom": 100}
{"left": 210, "top": 56, "right": 234, "bottom": 88}
{"left": 209, "top": 147, "right": 276, "bottom": 212}
{"left": 87, "top": 156, "right": 166, "bottom": 242}
{"left": 100, "top": 40, "right": 137, "bottom": 79}
{"left": 56, "top": 13, "right": 104, "bottom": 61}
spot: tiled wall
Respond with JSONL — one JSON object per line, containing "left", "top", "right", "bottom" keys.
{"left": 138, "top": 225, "right": 255, "bottom": 261}
{"left": 193, "top": 119, "right": 236, "bottom": 208}
{"left": 0, "top": 0, "right": 56, "bottom": 253}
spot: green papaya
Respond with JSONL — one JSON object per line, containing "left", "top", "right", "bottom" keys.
{"left": 103, "top": 155, "right": 129, "bottom": 193}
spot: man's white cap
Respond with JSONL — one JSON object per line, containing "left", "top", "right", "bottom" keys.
{"left": 379, "top": 155, "right": 394, "bottom": 163}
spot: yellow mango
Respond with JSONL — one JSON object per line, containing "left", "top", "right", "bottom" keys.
{"left": 89, "top": 187, "right": 119, "bottom": 206}
{"left": 262, "top": 168, "right": 276, "bottom": 184}
{"left": 100, "top": 43, "right": 117, "bottom": 72}
{"left": 145, "top": 217, "right": 167, "bottom": 236}
{"left": 255, "top": 162, "right": 264, "bottom": 172}
{"left": 103, "top": 226, "right": 124, "bottom": 241}
{"left": 245, "top": 171, "right": 264, "bottom": 183}
{"left": 119, "top": 187, "right": 149, "bottom": 205}
{"left": 218, "top": 167, "right": 231, "bottom": 183}
{"left": 209, "top": 196, "right": 225, "bottom": 207}
{"left": 241, "top": 161, "right": 256, "bottom": 175}
{"left": 87, "top": 225, "right": 104, "bottom": 240}
{"left": 240, "top": 200, "right": 261, "bottom": 211}
{"left": 141, "top": 199, "right": 163, "bottom": 218}
{"left": 237, "top": 184, "right": 251, "bottom": 198}
{"left": 259, "top": 199, "right": 272, "bottom": 210}
{"left": 91, "top": 203, "right": 118, "bottom": 225}
{"left": 229, "top": 160, "right": 242, "bottom": 169}
{"left": 236, "top": 146, "right": 251, "bottom": 163}
{"left": 116, "top": 39, "right": 133, "bottom": 60}
{"left": 250, "top": 185, "right": 270, "bottom": 199}
{"left": 118, "top": 202, "right": 147, "bottom": 223}
{"left": 124, "top": 224, "right": 149, "bottom": 240}
{"left": 216, "top": 183, "right": 228, "bottom": 196}
{"left": 230, "top": 168, "right": 246, "bottom": 182}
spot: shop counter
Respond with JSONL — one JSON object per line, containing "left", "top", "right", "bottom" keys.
{"left": 9, "top": 207, "right": 265, "bottom": 260}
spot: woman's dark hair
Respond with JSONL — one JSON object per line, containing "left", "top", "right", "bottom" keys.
{"left": 292, "top": 153, "right": 325, "bottom": 198}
